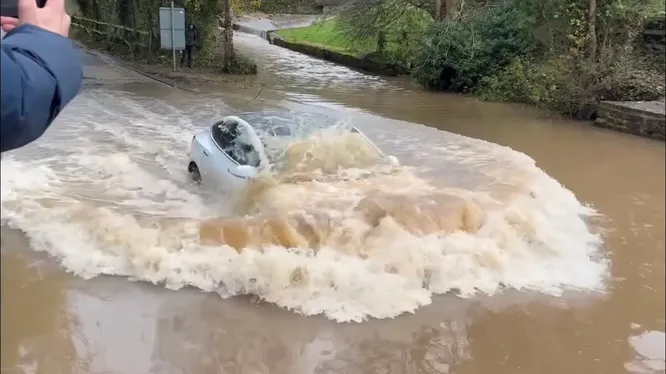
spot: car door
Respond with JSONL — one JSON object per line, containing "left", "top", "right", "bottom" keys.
{"left": 189, "top": 131, "right": 218, "bottom": 182}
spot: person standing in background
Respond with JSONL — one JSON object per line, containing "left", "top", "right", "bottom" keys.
{"left": 181, "top": 22, "right": 197, "bottom": 68}
{"left": 0, "top": 0, "right": 83, "bottom": 153}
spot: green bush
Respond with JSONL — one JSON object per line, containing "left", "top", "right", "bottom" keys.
{"left": 477, "top": 53, "right": 666, "bottom": 119}
{"left": 474, "top": 58, "right": 546, "bottom": 104}
{"left": 411, "top": 1, "right": 536, "bottom": 91}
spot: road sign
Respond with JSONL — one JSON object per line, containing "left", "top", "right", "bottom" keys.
{"left": 158, "top": 6, "right": 186, "bottom": 50}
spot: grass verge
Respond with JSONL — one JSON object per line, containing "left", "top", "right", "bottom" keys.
{"left": 275, "top": 18, "right": 375, "bottom": 56}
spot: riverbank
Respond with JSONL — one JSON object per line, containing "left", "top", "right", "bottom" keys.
{"left": 270, "top": 17, "right": 413, "bottom": 76}
{"left": 259, "top": 6, "right": 665, "bottom": 140}
{"left": 230, "top": 14, "right": 409, "bottom": 76}
{"left": 75, "top": 41, "right": 266, "bottom": 103}
{"left": 268, "top": 32, "right": 407, "bottom": 76}
{"left": 71, "top": 26, "right": 258, "bottom": 83}
{"left": 265, "top": 29, "right": 665, "bottom": 141}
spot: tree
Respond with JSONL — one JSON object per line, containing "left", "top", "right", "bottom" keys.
{"left": 586, "top": 0, "right": 597, "bottom": 61}
{"left": 338, "top": 0, "right": 474, "bottom": 44}
{"left": 435, "top": 0, "right": 444, "bottom": 20}
{"left": 435, "top": 0, "right": 460, "bottom": 21}
{"left": 445, "top": 0, "right": 460, "bottom": 20}
{"left": 337, "top": 0, "right": 434, "bottom": 47}
{"left": 221, "top": 0, "right": 235, "bottom": 72}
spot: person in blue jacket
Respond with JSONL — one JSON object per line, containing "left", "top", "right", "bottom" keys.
{"left": 1, "top": 0, "right": 82, "bottom": 153}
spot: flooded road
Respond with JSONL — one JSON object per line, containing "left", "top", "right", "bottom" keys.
{"left": 1, "top": 34, "right": 664, "bottom": 374}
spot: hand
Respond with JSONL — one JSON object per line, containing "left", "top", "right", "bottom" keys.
{"left": 21, "top": 0, "right": 71, "bottom": 37}
{"left": 0, "top": 17, "right": 19, "bottom": 33}
{"left": 1, "top": 0, "right": 71, "bottom": 37}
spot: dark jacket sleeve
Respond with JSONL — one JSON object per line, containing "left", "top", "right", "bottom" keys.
{"left": 1, "top": 24, "right": 83, "bottom": 153}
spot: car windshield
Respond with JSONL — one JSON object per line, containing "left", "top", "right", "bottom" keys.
{"left": 212, "top": 120, "right": 263, "bottom": 167}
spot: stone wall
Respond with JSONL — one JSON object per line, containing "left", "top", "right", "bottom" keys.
{"left": 267, "top": 33, "right": 407, "bottom": 76}
{"left": 595, "top": 101, "right": 665, "bottom": 141}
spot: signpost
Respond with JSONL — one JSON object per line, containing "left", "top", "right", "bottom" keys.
{"left": 158, "top": 4, "right": 186, "bottom": 70}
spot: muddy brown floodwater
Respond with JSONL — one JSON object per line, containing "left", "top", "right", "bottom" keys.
{"left": 1, "top": 33, "right": 664, "bottom": 374}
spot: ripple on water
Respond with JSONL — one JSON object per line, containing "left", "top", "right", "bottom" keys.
{"left": 0, "top": 89, "right": 609, "bottom": 322}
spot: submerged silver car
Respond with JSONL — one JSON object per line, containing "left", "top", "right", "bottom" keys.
{"left": 186, "top": 110, "right": 383, "bottom": 190}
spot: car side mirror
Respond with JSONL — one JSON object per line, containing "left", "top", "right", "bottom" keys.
{"left": 228, "top": 164, "right": 258, "bottom": 180}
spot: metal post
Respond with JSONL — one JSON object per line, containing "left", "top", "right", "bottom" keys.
{"left": 170, "top": 0, "right": 176, "bottom": 71}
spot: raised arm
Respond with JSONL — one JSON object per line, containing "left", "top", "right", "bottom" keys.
{"left": 1, "top": 24, "right": 82, "bottom": 152}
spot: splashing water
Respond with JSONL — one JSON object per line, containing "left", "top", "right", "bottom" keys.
{"left": 0, "top": 89, "right": 609, "bottom": 322}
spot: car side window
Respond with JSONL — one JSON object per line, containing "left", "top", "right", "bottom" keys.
{"left": 211, "top": 120, "right": 260, "bottom": 167}
{"left": 211, "top": 122, "right": 230, "bottom": 149}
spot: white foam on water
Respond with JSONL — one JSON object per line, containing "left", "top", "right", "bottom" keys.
{"left": 626, "top": 330, "right": 666, "bottom": 373}
{"left": 0, "top": 90, "right": 609, "bottom": 322}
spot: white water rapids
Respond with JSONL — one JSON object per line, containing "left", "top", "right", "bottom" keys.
{"left": 1, "top": 89, "right": 609, "bottom": 322}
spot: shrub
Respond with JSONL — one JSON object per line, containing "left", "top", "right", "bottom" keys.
{"left": 411, "top": 1, "right": 536, "bottom": 91}
{"left": 474, "top": 58, "right": 547, "bottom": 104}
{"left": 223, "top": 54, "right": 258, "bottom": 75}
{"left": 476, "top": 53, "right": 665, "bottom": 119}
